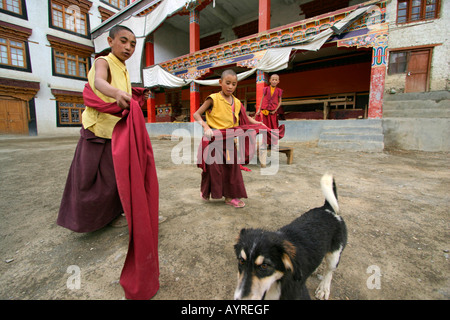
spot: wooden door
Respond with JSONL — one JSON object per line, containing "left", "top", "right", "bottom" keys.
{"left": 0, "top": 98, "right": 29, "bottom": 134}
{"left": 405, "top": 49, "right": 430, "bottom": 93}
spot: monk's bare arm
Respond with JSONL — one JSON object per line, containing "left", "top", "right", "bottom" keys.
{"left": 193, "top": 98, "right": 214, "bottom": 137}
{"left": 94, "top": 59, "right": 131, "bottom": 109}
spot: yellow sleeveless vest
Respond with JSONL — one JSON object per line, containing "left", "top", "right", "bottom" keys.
{"left": 205, "top": 93, "right": 241, "bottom": 129}
{"left": 82, "top": 53, "right": 131, "bottom": 139}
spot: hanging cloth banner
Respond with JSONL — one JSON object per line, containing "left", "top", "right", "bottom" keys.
{"left": 142, "top": 34, "right": 324, "bottom": 88}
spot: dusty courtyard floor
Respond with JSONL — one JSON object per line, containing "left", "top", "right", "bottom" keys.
{"left": 0, "top": 134, "right": 448, "bottom": 300}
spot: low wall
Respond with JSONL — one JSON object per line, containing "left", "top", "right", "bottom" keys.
{"left": 146, "top": 118, "right": 450, "bottom": 152}
{"left": 382, "top": 118, "right": 450, "bottom": 152}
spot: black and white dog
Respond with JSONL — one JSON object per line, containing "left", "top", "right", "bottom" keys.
{"left": 234, "top": 173, "right": 347, "bottom": 300}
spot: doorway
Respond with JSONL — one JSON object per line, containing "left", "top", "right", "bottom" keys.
{"left": 0, "top": 97, "right": 29, "bottom": 135}
{"left": 405, "top": 49, "right": 431, "bottom": 93}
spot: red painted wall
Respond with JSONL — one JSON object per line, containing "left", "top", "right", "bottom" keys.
{"left": 154, "top": 61, "right": 371, "bottom": 111}
{"left": 280, "top": 61, "right": 371, "bottom": 99}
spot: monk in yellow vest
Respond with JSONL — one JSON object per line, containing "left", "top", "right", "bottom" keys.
{"left": 194, "top": 69, "right": 266, "bottom": 208}
{"left": 58, "top": 25, "right": 146, "bottom": 232}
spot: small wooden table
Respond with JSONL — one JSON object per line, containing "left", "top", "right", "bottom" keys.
{"left": 257, "top": 145, "right": 294, "bottom": 166}
{"left": 278, "top": 146, "right": 293, "bottom": 165}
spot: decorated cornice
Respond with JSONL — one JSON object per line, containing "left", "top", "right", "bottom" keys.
{"left": 51, "top": 0, "right": 93, "bottom": 14}
{"left": 47, "top": 35, "right": 95, "bottom": 57}
{"left": 0, "top": 77, "right": 40, "bottom": 101}
{"left": 0, "top": 21, "right": 32, "bottom": 42}
{"left": 156, "top": 0, "right": 387, "bottom": 79}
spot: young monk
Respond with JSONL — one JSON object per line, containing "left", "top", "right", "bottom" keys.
{"left": 58, "top": 25, "right": 141, "bottom": 231}
{"left": 256, "top": 73, "right": 284, "bottom": 129}
{"left": 57, "top": 25, "right": 159, "bottom": 300}
{"left": 193, "top": 69, "right": 266, "bottom": 208}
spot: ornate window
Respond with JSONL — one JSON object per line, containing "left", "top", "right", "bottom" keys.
{"left": 52, "top": 89, "right": 85, "bottom": 127}
{"left": 58, "top": 101, "right": 85, "bottom": 125}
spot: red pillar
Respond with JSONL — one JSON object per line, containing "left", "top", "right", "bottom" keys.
{"left": 190, "top": 82, "right": 200, "bottom": 122}
{"left": 189, "top": 8, "right": 200, "bottom": 121}
{"left": 368, "top": 46, "right": 387, "bottom": 119}
{"left": 189, "top": 9, "right": 200, "bottom": 53}
{"left": 145, "top": 35, "right": 156, "bottom": 123}
{"left": 256, "top": 70, "right": 268, "bottom": 113}
{"left": 258, "top": 0, "right": 271, "bottom": 32}
{"left": 256, "top": 1, "right": 270, "bottom": 114}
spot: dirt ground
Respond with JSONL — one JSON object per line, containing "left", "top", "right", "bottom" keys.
{"left": 0, "top": 134, "right": 448, "bottom": 300}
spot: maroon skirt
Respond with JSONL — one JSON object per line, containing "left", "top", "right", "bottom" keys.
{"left": 200, "top": 144, "right": 247, "bottom": 200}
{"left": 57, "top": 128, "right": 123, "bottom": 232}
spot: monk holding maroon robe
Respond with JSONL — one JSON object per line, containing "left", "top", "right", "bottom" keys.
{"left": 194, "top": 69, "right": 268, "bottom": 208}
{"left": 57, "top": 25, "right": 159, "bottom": 300}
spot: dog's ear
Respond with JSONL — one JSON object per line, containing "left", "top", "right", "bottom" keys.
{"left": 235, "top": 228, "right": 247, "bottom": 244}
{"left": 282, "top": 240, "right": 303, "bottom": 281}
{"left": 234, "top": 228, "right": 247, "bottom": 254}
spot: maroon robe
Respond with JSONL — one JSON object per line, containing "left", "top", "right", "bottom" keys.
{"left": 58, "top": 84, "right": 159, "bottom": 300}
{"left": 256, "top": 86, "right": 285, "bottom": 141}
{"left": 197, "top": 107, "right": 282, "bottom": 200}
{"left": 57, "top": 126, "right": 123, "bottom": 232}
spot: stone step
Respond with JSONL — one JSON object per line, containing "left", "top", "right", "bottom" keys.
{"left": 384, "top": 90, "right": 450, "bottom": 102}
{"left": 383, "top": 108, "right": 450, "bottom": 118}
{"left": 318, "top": 140, "right": 384, "bottom": 152}
{"left": 321, "top": 125, "right": 383, "bottom": 135}
{"left": 319, "top": 132, "right": 384, "bottom": 142}
{"left": 318, "top": 119, "right": 384, "bottom": 152}
{"left": 383, "top": 100, "right": 449, "bottom": 110}
{"left": 383, "top": 91, "right": 450, "bottom": 118}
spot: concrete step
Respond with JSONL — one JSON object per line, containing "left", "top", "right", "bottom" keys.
{"left": 321, "top": 125, "right": 383, "bottom": 135}
{"left": 319, "top": 132, "right": 384, "bottom": 142}
{"left": 318, "top": 119, "right": 384, "bottom": 152}
{"left": 383, "top": 91, "right": 450, "bottom": 118}
{"left": 383, "top": 108, "right": 450, "bottom": 118}
{"left": 384, "top": 90, "right": 450, "bottom": 102}
{"left": 318, "top": 140, "right": 384, "bottom": 152}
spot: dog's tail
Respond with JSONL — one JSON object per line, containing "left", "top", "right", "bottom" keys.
{"left": 321, "top": 173, "right": 339, "bottom": 214}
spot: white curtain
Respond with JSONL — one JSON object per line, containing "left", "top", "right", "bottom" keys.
{"left": 142, "top": 26, "right": 332, "bottom": 88}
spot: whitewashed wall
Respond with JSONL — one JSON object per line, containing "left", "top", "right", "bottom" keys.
{"left": 385, "top": 0, "right": 449, "bottom": 92}
{"left": 0, "top": 0, "right": 115, "bottom": 136}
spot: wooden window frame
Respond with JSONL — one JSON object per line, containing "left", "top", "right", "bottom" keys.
{"left": 47, "top": 35, "right": 94, "bottom": 80}
{"left": 0, "top": 21, "right": 32, "bottom": 72}
{"left": 396, "top": 0, "right": 441, "bottom": 24}
{"left": 100, "top": 0, "right": 130, "bottom": 10}
{"left": 0, "top": 38, "right": 27, "bottom": 69}
{"left": 0, "top": 0, "right": 27, "bottom": 19}
{"left": 52, "top": 89, "right": 85, "bottom": 127}
{"left": 54, "top": 51, "right": 89, "bottom": 78}
{"left": 388, "top": 51, "right": 409, "bottom": 75}
{"left": 57, "top": 101, "right": 85, "bottom": 126}
{"left": 49, "top": 0, "right": 92, "bottom": 38}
